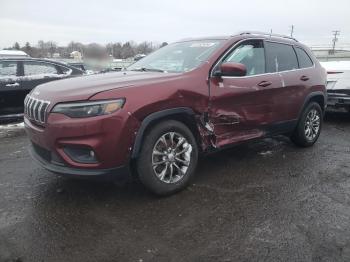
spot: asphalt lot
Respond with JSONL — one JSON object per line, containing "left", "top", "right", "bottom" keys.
{"left": 1, "top": 112, "right": 350, "bottom": 262}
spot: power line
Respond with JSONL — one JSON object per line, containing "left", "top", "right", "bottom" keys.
{"left": 290, "top": 25, "right": 294, "bottom": 37}
{"left": 331, "top": 30, "right": 340, "bottom": 54}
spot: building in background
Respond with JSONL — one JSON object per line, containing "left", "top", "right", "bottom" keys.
{"left": 70, "top": 51, "right": 82, "bottom": 60}
{"left": 311, "top": 46, "right": 350, "bottom": 62}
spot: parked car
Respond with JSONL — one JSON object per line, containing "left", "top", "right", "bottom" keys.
{"left": 134, "top": 54, "right": 147, "bottom": 61}
{"left": 0, "top": 58, "right": 83, "bottom": 120}
{"left": 25, "top": 32, "right": 326, "bottom": 195}
{"left": 321, "top": 61, "right": 350, "bottom": 112}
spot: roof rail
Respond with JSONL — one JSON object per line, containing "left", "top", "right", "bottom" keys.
{"left": 237, "top": 31, "right": 298, "bottom": 42}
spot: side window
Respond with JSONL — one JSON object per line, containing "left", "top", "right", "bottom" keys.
{"left": 59, "top": 66, "right": 72, "bottom": 75}
{"left": 265, "top": 42, "right": 298, "bottom": 72}
{"left": 24, "top": 61, "right": 58, "bottom": 76}
{"left": 223, "top": 40, "right": 265, "bottom": 76}
{"left": 0, "top": 61, "right": 17, "bottom": 78}
{"left": 295, "top": 47, "right": 313, "bottom": 68}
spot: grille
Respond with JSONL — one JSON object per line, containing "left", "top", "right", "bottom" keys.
{"left": 24, "top": 95, "right": 50, "bottom": 124}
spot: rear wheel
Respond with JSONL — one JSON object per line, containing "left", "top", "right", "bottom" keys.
{"left": 136, "top": 120, "right": 198, "bottom": 195}
{"left": 291, "top": 102, "right": 323, "bottom": 147}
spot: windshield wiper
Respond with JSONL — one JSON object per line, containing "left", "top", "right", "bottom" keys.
{"left": 130, "top": 67, "right": 165, "bottom": 73}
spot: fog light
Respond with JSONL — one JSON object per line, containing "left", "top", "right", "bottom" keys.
{"left": 63, "top": 146, "right": 98, "bottom": 164}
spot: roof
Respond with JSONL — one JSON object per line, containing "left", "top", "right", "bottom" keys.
{"left": 0, "top": 50, "right": 29, "bottom": 57}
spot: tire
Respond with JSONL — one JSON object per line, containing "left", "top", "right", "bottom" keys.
{"left": 291, "top": 102, "right": 323, "bottom": 147}
{"left": 136, "top": 120, "right": 199, "bottom": 196}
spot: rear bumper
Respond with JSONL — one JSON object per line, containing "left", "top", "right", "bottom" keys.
{"left": 327, "top": 94, "right": 350, "bottom": 107}
{"left": 29, "top": 142, "right": 130, "bottom": 180}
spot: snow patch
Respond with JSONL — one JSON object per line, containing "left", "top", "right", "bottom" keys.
{"left": 258, "top": 150, "right": 273, "bottom": 156}
{"left": 0, "top": 122, "right": 24, "bottom": 130}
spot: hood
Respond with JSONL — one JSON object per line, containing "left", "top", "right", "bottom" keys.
{"left": 31, "top": 71, "right": 181, "bottom": 103}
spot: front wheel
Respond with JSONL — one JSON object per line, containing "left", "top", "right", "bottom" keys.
{"left": 136, "top": 120, "right": 198, "bottom": 196}
{"left": 291, "top": 102, "right": 323, "bottom": 147}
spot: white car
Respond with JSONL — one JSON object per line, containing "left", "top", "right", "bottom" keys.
{"left": 321, "top": 61, "right": 350, "bottom": 111}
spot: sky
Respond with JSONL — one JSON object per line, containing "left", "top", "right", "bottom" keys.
{"left": 1, "top": 0, "right": 350, "bottom": 49}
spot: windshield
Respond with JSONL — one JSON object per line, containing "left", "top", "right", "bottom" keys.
{"left": 128, "top": 40, "right": 223, "bottom": 73}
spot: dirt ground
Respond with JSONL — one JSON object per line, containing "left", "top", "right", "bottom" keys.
{"left": 1, "top": 112, "right": 350, "bottom": 262}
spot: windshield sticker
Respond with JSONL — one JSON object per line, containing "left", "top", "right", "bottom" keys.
{"left": 190, "top": 42, "right": 216, "bottom": 48}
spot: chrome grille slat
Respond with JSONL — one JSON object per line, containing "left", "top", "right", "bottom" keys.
{"left": 32, "top": 99, "right": 38, "bottom": 120}
{"left": 38, "top": 102, "right": 44, "bottom": 122}
{"left": 24, "top": 95, "right": 50, "bottom": 124}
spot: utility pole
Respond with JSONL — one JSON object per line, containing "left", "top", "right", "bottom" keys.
{"left": 290, "top": 25, "right": 294, "bottom": 37}
{"left": 331, "top": 30, "right": 340, "bottom": 54}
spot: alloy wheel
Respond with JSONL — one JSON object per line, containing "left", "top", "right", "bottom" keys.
{"left": 304, "top": 109, "right": 321, "bottom": 141}
{"left": 152, "top": 132, "right": 192, "bottom": 183}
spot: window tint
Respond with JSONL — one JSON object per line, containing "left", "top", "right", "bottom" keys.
{"left": 24, "top": 61, "right": 58, "bottom": 76}
{"left": 223, "top": 40, "right": 265, "bottom": 76}
{"left": 265, "top": 42, "right": 298, "bottom": 72}
{"left": 295, "top": 47, "right": 313, "bottom": 68}
{"left": 0, "top": 61, "right": 17, "bottom": 78}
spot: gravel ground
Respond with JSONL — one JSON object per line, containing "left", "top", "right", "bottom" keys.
{"left": 0, "top": 112, "right": 350, "bottom": 262}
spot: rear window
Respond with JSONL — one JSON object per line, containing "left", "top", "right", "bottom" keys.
{"left": 265, "top": 42, "right": 298, "bottom": 72}
{"left": 0, "top": 61, "right": 17, "bottom": 78}
{"left": 295, "top": 47, "right": 313, "bottom": 68}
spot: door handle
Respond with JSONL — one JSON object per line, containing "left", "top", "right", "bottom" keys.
{"left": 300, "top": 75, "right": 309, "bottom": 81}
{"left": 257, "top": 81, "right": 272, "bottom": 87}
{"left": 5, "top": 82, "right": 20, "bottom": 87}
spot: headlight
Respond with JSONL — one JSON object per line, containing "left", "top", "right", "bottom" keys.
{"left": 51, "top": 99, "right": 125, "bottom": 118}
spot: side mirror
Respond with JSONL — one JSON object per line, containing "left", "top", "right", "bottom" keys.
{"left": 214, "top": 62, "right": 247, "bottom": 77}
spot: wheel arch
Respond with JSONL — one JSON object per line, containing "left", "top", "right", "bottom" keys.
{"left": 299, "top": 91, "right": 326, "bottom": 118}
{"left": 131, "top": 107, "right": 201, "bottom": 159}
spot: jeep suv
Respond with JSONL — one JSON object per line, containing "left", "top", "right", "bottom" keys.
{"left": 24, "top": 32, "right": 327, "bottom": 195}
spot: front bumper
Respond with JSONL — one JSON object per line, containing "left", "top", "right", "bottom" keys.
{"left": 29, "top": 142, "right": 130, "bottom": 180}
{"left": 24, "top": 103, "right": 137, "bottom": 179}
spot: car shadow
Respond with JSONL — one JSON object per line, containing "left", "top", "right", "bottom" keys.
{"left": 324, "top": 110, "right": 350, "bottom": 124}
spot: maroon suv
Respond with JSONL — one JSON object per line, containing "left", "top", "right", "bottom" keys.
{"left": 25, "top": 32, "right": 327, "bottom": 195}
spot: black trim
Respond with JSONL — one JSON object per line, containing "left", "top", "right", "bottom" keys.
{"left": 131, "top": 107, "right": 196, "bottom": 159}
{"left": 298, "top": 91, "right": 326, "bottom": 118}
{"left": 29, "top": 144, "right": 130, "bottom": 179}
{"left": 264, "top": 119, "right": 298, "bottom": 136}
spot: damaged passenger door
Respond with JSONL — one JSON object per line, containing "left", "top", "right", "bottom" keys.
{"left": 208, "top": 39, "right": 283, "bottom": 148}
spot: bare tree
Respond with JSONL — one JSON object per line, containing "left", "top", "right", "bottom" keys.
{"left": 6, "top": 40, "right": 165, "bottom": 59}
